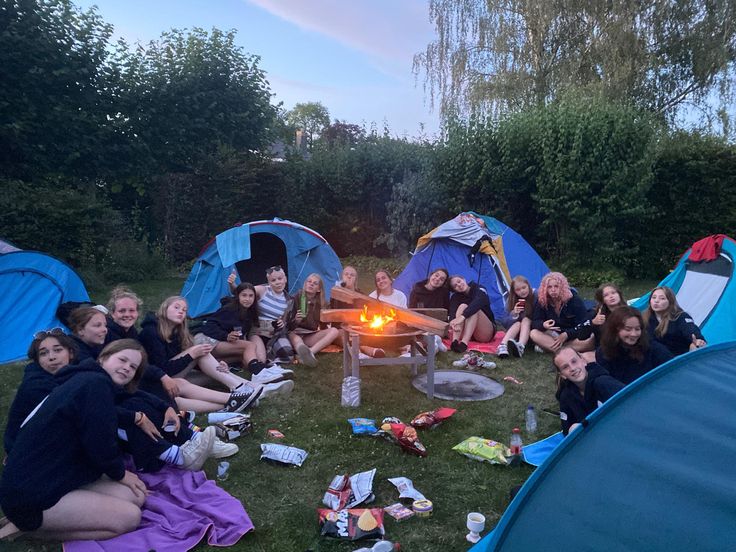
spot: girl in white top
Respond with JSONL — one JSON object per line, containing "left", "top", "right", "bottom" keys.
{"left": 369, "top": 270, "right": 407, "bottom": 308}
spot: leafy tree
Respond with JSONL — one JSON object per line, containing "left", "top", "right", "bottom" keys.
{"left": 414, "top": 0, "right": 736, "bottom": 127}
{"left": 285, "top": 102, "right": 330, "bottom": 149}
{"left": 0, "top": 0, "right": 115, "bottom": 180}
{"left": 319, "top": 120, "right": 366, "bottom": 148}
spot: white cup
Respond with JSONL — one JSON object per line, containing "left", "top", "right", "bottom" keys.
{"left": 466, "top": 512, "right": 486, "bottom": 543}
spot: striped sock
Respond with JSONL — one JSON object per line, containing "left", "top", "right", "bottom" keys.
{"left": 159, "top": 445, "right": 184, "bottom": 465}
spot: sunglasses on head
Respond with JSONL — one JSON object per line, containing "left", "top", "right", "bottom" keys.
{"left": 33, "top": 327, "right": 65, "bottom": 340}
{"left": 266, "top": 265, "right": 283, "bottom": 275}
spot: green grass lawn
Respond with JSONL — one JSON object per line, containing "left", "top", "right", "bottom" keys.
{"left": 0, "top": 274, "right": 658, "bottom": 551}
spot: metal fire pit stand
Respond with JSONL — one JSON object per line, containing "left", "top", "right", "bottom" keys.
{"left": 341, "top": 329, "right": 437, "bottom": 400}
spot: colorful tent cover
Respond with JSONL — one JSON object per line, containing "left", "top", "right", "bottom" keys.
{"left": 0, "top": 250, "right": 89, "bottom": 364}
{"left": 182, "top": 219, "right": 343, "bottom": 318}
{"left": 471, "top": 342, "right": 736, "bottom": 551}
{"left": 393, "top": 212, "right": 549, "bottom": 320}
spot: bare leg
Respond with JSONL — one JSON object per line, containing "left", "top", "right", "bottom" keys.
{"left": 461, "top": 311, "right": 494, "bottom": 344}
{"left": 502, "top": 321, "right": 521, "bottom": 344}
{"left": 195, "top": 354, "right": 250, "bottom": 390}
{"left": 303, "top": 327, "right": 341, "bottom": 354}
{"left": 571, "top": 335, "right": 595, "bottom": 352}
{"left": 247, "top": 334, "right": 268, "bottom": 362}
{"left": 213, "top": 340, "right": 258, "bottom": 366}
{"left": 529, "top": 329, "right": 557, "bottom": 352}
{"left": 176, "top": 379, "right": 230, "bottom": 403}
{"left": 518, "top": 318, "right": 532, "bottom": 346}
{"left": 580, "top": 350, "right": 596, "bottom": 363}
{"left": 30, "top": 479, "right": 142, "bottom": 541}
{"left": 175, "top": 397, "right": 225, "bottom": 413}
{"left": 288, "top": 332, "right": 305, "bottom": 351}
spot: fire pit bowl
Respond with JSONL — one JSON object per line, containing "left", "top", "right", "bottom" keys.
{"left": 341, "top": 323, "right": 426, "bottom": 349}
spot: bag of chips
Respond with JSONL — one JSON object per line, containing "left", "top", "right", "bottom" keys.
{"left": 260, "top": 444, "right": 308, "bottom": 467}
{"left": 389, "top": 423, "right": 427, "bottom": 457}
{"left": 411, "top": 407, "right": 457, "bottom": 429}
{"left": 322, "top": 469, "right": 376, "bottom": 510}
{"left": 318, "top": 508, "right": 385, "bottom": 540}
{"left": 348, "top": 418, "right": 379, "bottom": 435}
{"left": 452, "top": 436, "right": 511, "bottom": 465}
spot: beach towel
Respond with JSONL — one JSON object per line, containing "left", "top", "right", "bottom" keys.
{"left": 442, "top": 331, "right": 505, "bottom": 353}
{"left": 64, "top": 467, "right": 254, "bottom": 552}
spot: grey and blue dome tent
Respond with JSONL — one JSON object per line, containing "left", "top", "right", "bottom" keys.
{"left": 0, "top": 248, "right": 89, "bottom": 364}
{"left": 631, "top": 234, "right": 736, "bottom": 345}
{"left": 471, "top": 342, "right": 736, "bottom": 551}
{"left": 182, "top": 219, "right": 343, "bottom": 317}
{"left": 393, "top": 212, "right": 549, "bottom": 319}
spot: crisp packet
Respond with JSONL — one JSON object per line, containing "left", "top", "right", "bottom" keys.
{"left": 348, "top": 418, "right": 379, "bottom": 435}
{"left": 322, "top": 469, "right": 377, "bottom": 510}
{"left": 452, "top": 436, "right": 511, "bottom": 465}
{"left": 389, "top": 423, "right": 427, "bottom": 457}
{"left": 318, "top": 508, "right": 385, "bottom": 540}
{"left": 411, "top": 407, "right": 457, "bottom": 429}
{"left": 384, "top": 502, "right": 415, "bottom": 522}
{"left": 259, "top": 443, "right": 308, "bottom": 466}
{"left": 267, "top": 429, "right": 285, "bottom": 439}
{"left": 214, "top": 413, "right": 252, "bottom": 441}
{"left": 388, "top": 477, "right": 426, "bottom": 501}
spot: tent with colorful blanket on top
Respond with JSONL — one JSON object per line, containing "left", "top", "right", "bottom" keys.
{"left": 393, "top": 212, "right": 549, "bottom": 320}
{"left": 182, "top": 219, "right": 343, "bottom": 318}
{"left": 0, "top": 247, "right": 89, "bottom": 364}
{"left": 631, "top": 234, "right": 736, "bottom": 345}
{"left": 471, "top": 342, "right": 736, "bottom": 551}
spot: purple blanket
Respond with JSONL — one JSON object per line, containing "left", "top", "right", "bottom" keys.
{"left": 64, "top": 467, "right": 254, "bottom": 552}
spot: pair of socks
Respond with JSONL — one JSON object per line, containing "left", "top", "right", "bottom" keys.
{"left": 158, "top": 429, "right": 202, "bottom": 466}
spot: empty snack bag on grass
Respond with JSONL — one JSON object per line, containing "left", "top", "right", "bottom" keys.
{"left": 452, "top": 436, "right": 511, "bottom": 465}
{"left": 322, "top": 468, "right": 377, "bottom": 510}
{"left": 260, "top": 443, "right": 308, "bottom": 466}
{"left": 348, "top": 418, "right": 379, "bottom": 435}
{"left": 410, "top": 407, "right": 457, "bottom": 429}
{"left": 318, "top": 508, "right": 385, "bottom": 540}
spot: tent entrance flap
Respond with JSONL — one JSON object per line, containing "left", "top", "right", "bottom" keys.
{"left": 216, "top": 225, "right": 251, "bottom": 267}
{"left": 235, "top": 233, "right": 288, "bottom": 285}
{"left": 677, "top": 254, "right": 732, "bottom": 327}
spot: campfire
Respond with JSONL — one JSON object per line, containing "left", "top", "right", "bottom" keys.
{"left": 359, "top": 305, "right": 396, "bottom": 332}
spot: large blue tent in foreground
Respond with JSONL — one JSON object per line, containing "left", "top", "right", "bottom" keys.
{"left": 471, "top": 342, "right": 736, "bottom": 551}
{"left": 0, "top": 249, "right": 89, "bottom": 364}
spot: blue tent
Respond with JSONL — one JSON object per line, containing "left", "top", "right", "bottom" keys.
{"left": 0, "top": 250, "right": 89, "bottom": 364}
{"left": 631, "top": 235, "right": 736, "bottom": 345}
{"left": 393, "top": 213, "right": 549, "bottom": 319}
{"left": 471, "top": 342, "right": 736, "bottom": 551}
{"left": 182, "top": 219, "right": 343, "bottom": 317}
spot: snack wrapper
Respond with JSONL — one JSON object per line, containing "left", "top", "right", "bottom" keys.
{"left": 410, "top": 407, "right": 457, "bottom": 429}
{"left": 388, "top": 476, "right": 426, "bottom": 501}
{"left": 318, "top": 508, "right": 385, "bottom": 540}
{"left": 503, "top": 376, "right": 524, "bottom": 385}
{"left": 452, "top": 436, "right": 511, "bottom": 465}
{"left": 384, "top": 502, "right": 415, "bottom": 522}
{"left": 342, "top": 376, "right": 361, "bottom": 407}
{"left": 259, "top": 443, "right": 308, "bottom": 466}
{"left": 389, "top": 423, "right": 427, "bottom": 457}
{"left": 322, "top": 468, "right": 376, "bottom": 510}
{"left": 267, "top": 429, "right": 285, "bottom": 439}
{"left": 214, "top": 413, "right": 252, "bottom": 442}
{"left": 348, "top": 418, "right": 379, "bottom": 435}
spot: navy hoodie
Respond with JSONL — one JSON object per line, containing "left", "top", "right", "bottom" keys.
{"left": 646, "top": 311, "right": 705, "bottom": 356}
{"left": 3, "top": 362, "right": 57, "bottom": 454}
{"left": 138, "top": 313, "right": 192, "bottom": 377}
{"left": 595, "top": 341, "right": 673, "bottom": 385}
{"left": 556, "top": 362, "right": 625, "bottom": 435}
{"left": 197, "top": 297, "right": 255, "bottom": 341}
{"left": 449, "top": 282, "right": 496, "bottom": 328}
{"left": 532, "top": 292, "right": 589, "bottom": 338}
{"left": 409, "top": 280, "right": 451, "bottom": 311}
{"left": 0, "top": 361, "right": 126, "bottom": 531}
{"left": 105, "top": 317, "right": 139, "bottom": 344}
{"left": 70, "top": 334, "right": 103, "bottom": 363}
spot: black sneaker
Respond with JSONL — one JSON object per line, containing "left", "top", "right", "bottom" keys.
{"left": 456, "top": 341, "right": 468, "bottom": 353}
{"left": 224, "top": 385, "right": 263, "bottom": 412}
{"left": 507, "top": 339, "right": 520, "bottom": 358}
{"left": 450, "top": 339, "right": 461, "bottom": 352}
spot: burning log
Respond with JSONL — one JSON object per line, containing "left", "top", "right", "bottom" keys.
{"left": 327, "top": 286, "right": 448, "bottom": 336}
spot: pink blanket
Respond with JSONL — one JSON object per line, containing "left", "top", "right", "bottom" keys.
{"left": 64, "top": 467, "right": 254, "bottom": 552}
{"left": 443, "top": 331, "right": 505, "bottom": 353}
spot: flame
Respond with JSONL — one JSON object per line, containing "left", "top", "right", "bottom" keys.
{"left": 359, "top": 305, "right": 396, "bottom": 331}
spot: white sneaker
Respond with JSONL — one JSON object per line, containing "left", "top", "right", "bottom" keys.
{"left": 211, "top": 438, "right": 239, "bottom": 459}
{"left": 180, "top": 426, "right": 215, "bottom": 471}
{"left": 434, "top": 335, "right": 448, "bottom": 353}
{"left": 496, "top": 342, "right": 509, "bottom": 358}
{"left": 252, "top": 366, "right": 294, "bottom": 384}
{"left": 260, "top": 379, "right": 294, "bottom": 399}
{"left": 399, "top": 351, "right": 412, "bottom": 358}
{"left": 534, "top": 345, "right": 545, "bottom": 354}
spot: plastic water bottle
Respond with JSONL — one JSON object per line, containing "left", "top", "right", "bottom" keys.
{"left": 217, "top": 461, "right": 230, "bottom": 481}
{"left": 509, "top": 427, "right": 523, "bottom": 456}
{"left": 525, "top": 405, "right": 538, "bottom": 435}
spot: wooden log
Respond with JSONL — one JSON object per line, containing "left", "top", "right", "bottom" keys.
{"left": 320, "top": 309, "right": 364, "bottom": 323}
{"left": 328, "top": 286, "right": 448, "bottom": 335}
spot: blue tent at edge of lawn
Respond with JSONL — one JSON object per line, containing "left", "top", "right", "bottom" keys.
{"left": 0, "top": 248, "right": 89, "bottom": 364}
{"left": 471, "top": 341, "right": 736, "bottom": 551}
{"left": 630, "top": 234, "right": 736, "bottom": 345}
{"left": 393, "top": 212, "right": 549, "bottom": 319}
{"left": 181, "top": 219, "right": 343, "bottom": 318}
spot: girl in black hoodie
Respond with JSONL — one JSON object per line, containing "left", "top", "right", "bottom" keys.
{"left": 0, "top": 341, "right": 147, "bottom": 542}
{"left": 409, "top": 268, "right": 451, "bottom": 311}
{"left": 448, "top": 275, "right": 496, "bottom": 353}
{"left": 68, "top": 306, "right": 108, "bottom": 362}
